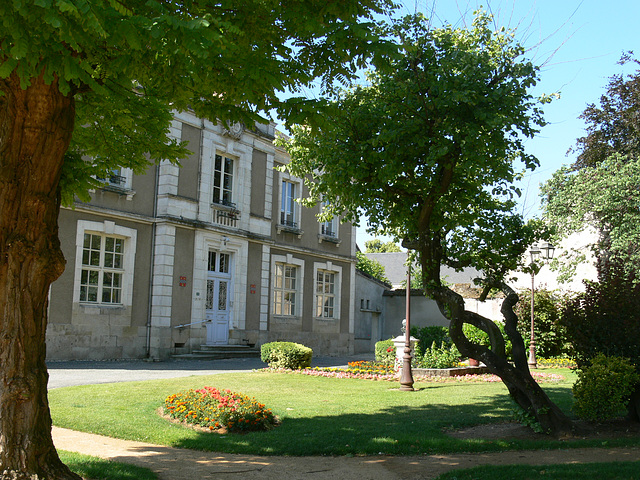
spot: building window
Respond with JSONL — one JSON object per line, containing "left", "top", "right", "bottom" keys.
{"left": 213, "top": 154, "right": 234, "bottom": 207}
{"left": 74, "top": 220, "right": 137, "bottom": 307}
{"left": 280, "top": 180, "right": 297, "bottom": 228}
{"left": 98, "top": 167, "right": 133, "bottom": 192}
{"left": 208, "top": 251, "right": 230, "bottom": 274}
{"left": 316, "top": 270, "right": 336, "bottom": 318}
{"left": 273, "top": 263, "right": 297, "bottom": 316}
{"left": 320, "top": 200, "right": 338, "bottom": 237}
{"left": 80, "top": 233, "right": 124, "bottom": 304}
{"left": 313, "top": 261, "right": 342, "bottom": 320}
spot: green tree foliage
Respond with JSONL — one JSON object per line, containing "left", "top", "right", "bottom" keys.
{"left": 0, "top": 2, "right": 394, "bottom": 478}
{"left": 282, "top": 12, "right": 573, "bottom": 434}
{"left": 364, "top": 239, "right": 401, "bottom": 252}
{"left": 1, "top": 0, "right": 393, "bottom": 203}
{"left": 356, "top": 251, "right": 390, "bottom": 284}
{"left": 542, "top": 155, "right": 640, "bottom": 281}
{"left": 561, "top": 261, "right": 640, "bottom": 420}
{"left": 513, "top": 288, "right": 572, "bottom": 358}
{"left": 573, "top": 54, "right": 640, "bottom": 169}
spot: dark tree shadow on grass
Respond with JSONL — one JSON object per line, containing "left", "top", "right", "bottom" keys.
{"left": 164, "top": 391, "right": 614, "bottom": 456}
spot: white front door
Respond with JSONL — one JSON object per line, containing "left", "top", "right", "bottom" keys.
{"left": 205, "top": 251, "right": 232, "bottom": 345}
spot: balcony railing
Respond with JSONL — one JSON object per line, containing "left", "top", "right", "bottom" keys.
{"left": 321, "top": 224, "right": 336, "bottom": 237}
{"left": 108, "top": 174, "right": 126, "bottom": 186}
{"left": 213, "top": 198, "right": 237, "bottom": 210}
{"left": 276, "top": 213, "right": 303, "bottom": 237}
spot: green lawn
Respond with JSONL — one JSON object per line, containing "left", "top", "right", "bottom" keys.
{"left": 48, "top": 369, "right": 639, "bottom": 456}
{"left": 59, "top": 451, "right": 157, "bottom": 480}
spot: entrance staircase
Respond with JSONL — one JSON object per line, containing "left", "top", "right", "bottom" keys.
{"left": 171, "top": 344, "right": 261, "bottom": 360}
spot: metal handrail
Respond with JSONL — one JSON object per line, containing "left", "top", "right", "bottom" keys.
{"left": 174, "top": 319, "right": 210, "bottom": 329}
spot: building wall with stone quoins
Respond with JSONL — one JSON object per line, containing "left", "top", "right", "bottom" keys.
{"left": 48, "top": 111, "right": 357, "bottom": 360}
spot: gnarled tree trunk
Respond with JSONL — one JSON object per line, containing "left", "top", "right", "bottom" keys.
{"left": 416, "top": 235, "right": 574, "bottom": 437}
{"left": 0, "top": 72, "right": 80, "bottom": 479}
{"left": 431, "top": 283, "right": 574, "bottom": 436}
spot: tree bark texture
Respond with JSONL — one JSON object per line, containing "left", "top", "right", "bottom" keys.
{"left": 0, "top": 72, "right": 81, "bottom": 479}
{"left": 418, "top": 241, "right": 574, "bottom": 437}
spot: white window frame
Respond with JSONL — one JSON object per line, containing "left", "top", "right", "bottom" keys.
{"left": 319, "top": 200, "right": 338, "bottom": 238}
{"left": 80, "top": 233, "right": 125, "bottom": 304}
{"left": 281, "top": 180, "right": 297, "bottom": 227}
{"left": 313, "top": 261, "right": 341, "bottom": 320}
{"left": 271, "top": 254, "right": 304, "bottom": 317}
{"left": 277, "top": 171, "right": 302, "bottom": 234}
{"left": 212, "top": 153, "right": 235, "bottom": 208}
{"left": 73, "top": 220, "right": 137, "bottom": 307}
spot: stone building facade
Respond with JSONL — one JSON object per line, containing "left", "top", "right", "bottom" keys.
{"left": 48, "top": 111, "right": 357, "bottom": 360}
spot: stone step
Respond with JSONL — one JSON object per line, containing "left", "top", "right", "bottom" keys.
{"left": 171, "top": 345, "right": 261, "bottom": 361}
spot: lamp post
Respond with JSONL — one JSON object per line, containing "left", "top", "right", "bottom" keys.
{"left": 528, "top": 241, "right": 555, "bottom": 369}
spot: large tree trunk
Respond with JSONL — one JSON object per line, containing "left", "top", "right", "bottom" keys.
{"left": 0, "top": 72, "right": 80, "bottom": 479}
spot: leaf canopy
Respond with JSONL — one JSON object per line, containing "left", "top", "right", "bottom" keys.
{"left": 542, "top": 154, "right": 640, "bottom": 281}
{"left": 0, "top": 0, "right": 395, "bottom": 203}
{"left": 282, "top": 12, "right": 545, "bottom": 283}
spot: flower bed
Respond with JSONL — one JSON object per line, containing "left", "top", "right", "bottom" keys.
{"left": 262, "top": 365, "right": 565, "bottom": 383}
{"left": 538, "top": 357, "right": 577, "bottom": 369}
{"left": 164, "top": 387, "right": 277, "bottom": 433}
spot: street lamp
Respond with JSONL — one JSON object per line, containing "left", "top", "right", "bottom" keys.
{"left": 528, "top": 241, "right": 555, "bottom": 368}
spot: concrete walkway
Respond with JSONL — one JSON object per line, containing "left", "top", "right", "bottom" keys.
{"left": 47, "top": 354, "right": 372, "bottom": 389}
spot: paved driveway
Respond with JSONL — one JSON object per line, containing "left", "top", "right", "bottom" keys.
{"left": 46, "top": 354, "right": 373, "bottom": 389}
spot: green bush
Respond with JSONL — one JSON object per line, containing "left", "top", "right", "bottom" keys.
{"left": 260, "top": 341, "right": 312, "bottom": 369}
{"left": 410, "top": 326, "right": 451, "bottom": 357}
{"left": 462, "top": 323, "right": 490, "bottom": 346}
{"left": 514, "top": 288, "right": 572, "bottom": 358}
{"left": 462, "top": 322, "right": 512, "bottom": 358}
{"left": 572, "top": 354, "right": 640, "bottom": 421}
{"left": 416, "top": 341, "right": 460, "bottom": 369}
{"left": 375, "top": 338, "right": 396, "bottom": 366}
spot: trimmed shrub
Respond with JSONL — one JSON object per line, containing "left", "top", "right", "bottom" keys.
{"left": 561, "top": 261, "right": 640, "bottom": 420}
{"left": 260, "top": 341, "right": 312, "bottom": 369}
{"left": 164, "top": 386, "right": 277, "bottom": 432}
{"left": 462, "top": 323, "right": 490, "bottom": 346}
{"left": 572, "top": 354, "right": 640, "bottom": 421}
{"left": 375, "top": 338, "right": 396, "bottom": 366}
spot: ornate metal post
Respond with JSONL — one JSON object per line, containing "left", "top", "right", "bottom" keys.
{"left": 528, "top": 268, "right": 537, "bottom": 368}
{"left": 399, "top": 268, "right": 414, "bottom": 391}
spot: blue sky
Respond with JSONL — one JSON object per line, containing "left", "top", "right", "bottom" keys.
{"left": 356, "top": 0, "right": 639, "bottom": 247}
